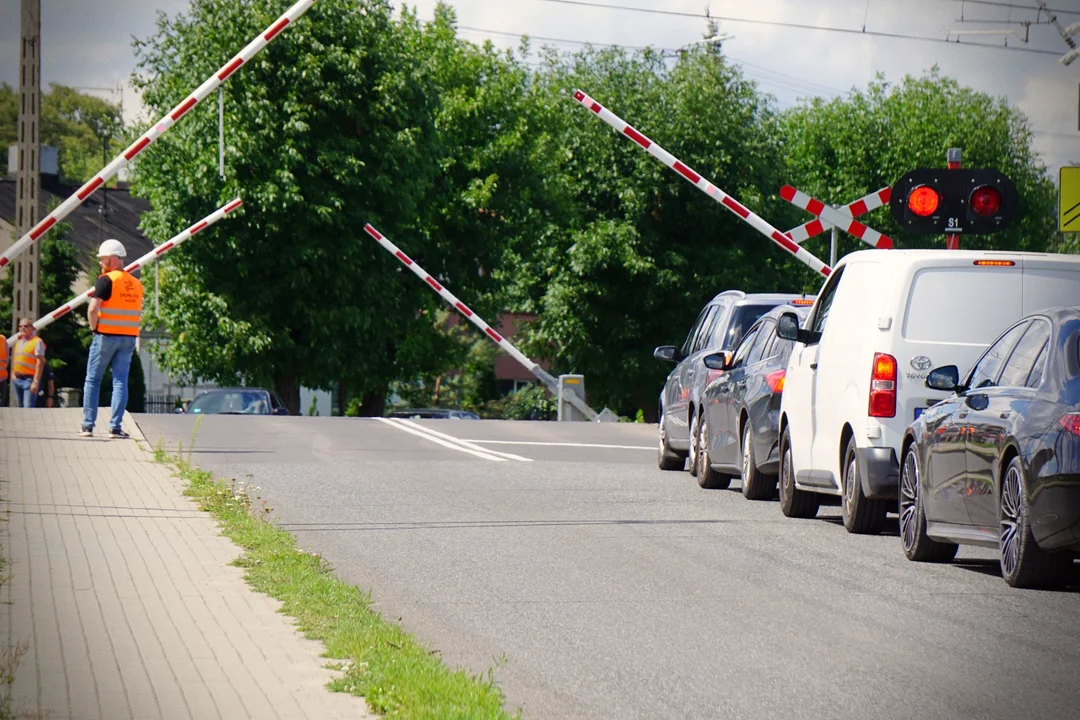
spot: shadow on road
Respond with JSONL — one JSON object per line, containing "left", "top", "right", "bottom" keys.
{"left": 278, "top": 518, "right": 733, "bottom": 532}
{"left": 951, "top": 557, "right": 1080, "bottom": 593}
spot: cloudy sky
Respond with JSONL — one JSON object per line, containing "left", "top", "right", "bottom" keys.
{"left": 2, "top": 0, "right": 1078, "bottom": 178}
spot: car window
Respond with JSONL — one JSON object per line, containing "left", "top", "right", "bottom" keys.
{"left": 721, "top": 304, "right": 776, "bottom": 351}
{"left": 189, "top": 391, "right": 270, "bottom": 414}
{"left": 1025, "top": 341, "right": 1049, "bottom": 389}
{"left": 999, "top": 320, "right": 1051, "bottom": 388}
{"left": 692, "top": 305, "right": 722, "bottom": 354}
{"left": 681, "top": 306, "right": 712, "bottom": 356}
{"left": 967, "top": 321, "right": 1030, "bottom": 390}
{"left": 810, "top": 267, "right": 845, "bottom": 336}
{"left": 747, "top": 320, "right": 775, "bottom": 365}
{"left": 732, "top": 326, "right": 761, "bottom": 368}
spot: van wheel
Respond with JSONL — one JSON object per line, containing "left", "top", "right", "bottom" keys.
{"left": 900, "top": 444, "right": 958, "bottom": 562}
{"left": 697, "top": 413, "right": 732, "bottom": 490}
{"left": 842, "top": 438, "right": 888, "bottom": 534}
{"left": 1000, "top": 457, "right": 1070, "bottom": 588}
{"left": 779, "top": 427, "right": 819, "bottom": 519}
{"left": 657, "top": 411, "right": 685, "bottom": 471}
{"left": 741, "top": 422, "right": 776, "bottom": 501}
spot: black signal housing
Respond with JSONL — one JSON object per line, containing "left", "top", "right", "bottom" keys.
{"left": 890, "top": 168, "right": 1020, "bottom": 235}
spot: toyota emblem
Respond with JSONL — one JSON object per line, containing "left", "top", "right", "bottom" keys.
{"left": 910, "top": 356, "right": 932, "bottom": 371}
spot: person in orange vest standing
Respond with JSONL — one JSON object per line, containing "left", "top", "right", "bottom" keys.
{"left": 11, "top": 318, "right": 46, "bottom": 407}
{"left": 0, "top": 333, "right": 8, "bottom": 404}
{"left": 81, "top": 239, "right": 143, "bottom": 438}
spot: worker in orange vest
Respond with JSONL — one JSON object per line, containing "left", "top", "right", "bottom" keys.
{"left": 11, "top": 318, "right": 46, "bottom": 408}
{"left": 81, "top": 239, "right": 143, "bottom": 438}
{"left": 0, "top": 331, "right": 9, "bottom": 403}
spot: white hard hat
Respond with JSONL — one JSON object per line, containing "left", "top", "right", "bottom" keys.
{"left": 97, "top": 238, "right": 127, "bottom": 258}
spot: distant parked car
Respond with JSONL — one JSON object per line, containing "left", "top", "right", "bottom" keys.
{"left": 654, "top": 290, "right": 814, "bottom": 472}
{"left": 179, "top": 388, "right": 290, "bottom": 415}
{"left": 387, "top": 408, "right": 481, "bottom": 420}
{"left": 693, "top": 305, "right": 812, "bottom": 496}
{"left": 900, "top": 307, "right": 1080, "bottom": 588}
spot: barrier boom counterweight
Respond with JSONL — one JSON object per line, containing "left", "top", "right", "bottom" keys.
{"left": 363, "top": 224, "right": 600, "bottom": 421}
{"left": 572, "top": 90, "right": 832, "bottom": 278}
{"left": 7, "top": 198, "right": 243, "bottom": 347}
{"left": 0, "top": 0, "right": 316, "bottom": 270}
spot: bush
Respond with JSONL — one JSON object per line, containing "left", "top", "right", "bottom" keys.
{"left": 495, "top": 384, "right": 557, "bottom": 421}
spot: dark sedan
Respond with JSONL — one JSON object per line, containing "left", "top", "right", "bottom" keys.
{"left": 692, "top": 304, "right": 812, "bottom": 495}
{"left": 181, "top": 388, "right": 290, "bottom": 415}
{"left": 899, "top": 307, "right": 1080, "bottom": 588}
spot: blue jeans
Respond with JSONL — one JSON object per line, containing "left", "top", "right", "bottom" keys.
{"left": 82, "top": 334, "right": 137, "bottom": 431}
{"left": 13, "top": 376, "right": 37, "bottom": 408}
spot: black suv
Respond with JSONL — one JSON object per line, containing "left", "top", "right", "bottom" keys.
{"left": 654, "top": 291, "right": 811, "bottom": 471}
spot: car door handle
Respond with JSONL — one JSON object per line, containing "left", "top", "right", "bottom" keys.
{"left": 1000, "top": 411, "right": 1011, "bottom": 419}
{"left": 810, "top": 362, "right": 818, "bottom": 370}
{"left": 958, "top": 411, "right": 969, "bottom": 419}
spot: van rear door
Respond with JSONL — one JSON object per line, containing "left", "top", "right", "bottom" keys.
{"left": 1020, "top": 256, "right": 1080, "bottom": 314}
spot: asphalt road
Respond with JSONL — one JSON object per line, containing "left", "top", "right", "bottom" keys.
{"left": 135, "top": 414, "right": 1080, "bottom": 720}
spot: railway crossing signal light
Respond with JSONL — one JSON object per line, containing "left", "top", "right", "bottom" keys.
{"left": 889, "top": 169, "right": 1020, "bottom": 236}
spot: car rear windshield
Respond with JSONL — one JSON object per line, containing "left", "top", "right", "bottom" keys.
{"left": 903, "top": 267, "right": 1023, "bottom": 344}
{"left": 719, "top": 304, "right": 777, "bottom": 350}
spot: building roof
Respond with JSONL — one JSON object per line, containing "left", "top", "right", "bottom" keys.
{"left": 0, "top": 175, "right": 153, "bottom": 269}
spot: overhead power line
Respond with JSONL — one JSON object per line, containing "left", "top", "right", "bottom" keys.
{"left": 525, "top": 0, "right": 1068, "bottom": 57}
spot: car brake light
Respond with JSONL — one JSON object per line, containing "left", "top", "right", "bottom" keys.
{"left": 973, "top": 260, "right": 1015, "bottom": 267}
{"left": 790, "top": 298, "right": 814, "bottom": 306}
{"left": 766, "top": 370, "right": 786, "bottom": 394}
{"left": 1060, "top": 414, "right": 1080, "bottom": 436}
{"left": 869, "top": 352, "right": 897, "bottom": 418}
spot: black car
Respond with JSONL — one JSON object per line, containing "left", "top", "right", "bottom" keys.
{"left": 692, "top": 305, "right": 812, "bottom": 495}
{"left": 899, "top": 307, "right": 1080, "bottom": 588}
{"left": 181, "top": 388, "right": 290, "bottom": 415}
{"left": 654, "top": 291, "right": 814, "bottom": 472}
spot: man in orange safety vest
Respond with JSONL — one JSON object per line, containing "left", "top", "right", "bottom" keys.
{"left": 11, "top": 318, "right": 46, "bottom": 408}
{"left": 81, "top": 239, "right": 143, "bottom": 439}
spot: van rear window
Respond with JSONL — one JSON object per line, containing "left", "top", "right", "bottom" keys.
{"left": 903, "top": 267, "right": 1022, "bottom": 344}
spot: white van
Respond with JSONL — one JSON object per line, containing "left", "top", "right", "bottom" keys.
{"left": 774, "top": 249, "right": 1080, "bottom": 533}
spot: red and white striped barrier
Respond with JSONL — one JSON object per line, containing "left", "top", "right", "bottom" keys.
{"left": 572, "top": 89, "right": 832, "bottom": 278}
{"left": 784, "top": 186, "right": 892, "bottom": 245}
{"left": 0, "top": 0, "right": 316, "bottom": 270}
{"left": 6, "top": 198, "right": 242, "bottom": 348}
{"left": 780, "top": 185, "right": 894, "bottom": 249}
{"left": 362, "top": 224, "right": 602, "bottom": 419}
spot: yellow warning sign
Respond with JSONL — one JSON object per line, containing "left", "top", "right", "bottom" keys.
{"left": 1059, "top": 167, "right": 1080, "bottom": 231}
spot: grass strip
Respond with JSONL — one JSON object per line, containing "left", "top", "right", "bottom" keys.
{"left": 175, "top": 460, "right": 520, "bottom": 720}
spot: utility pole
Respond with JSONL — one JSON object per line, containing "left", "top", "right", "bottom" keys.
{"left": 10, "top": 0, "right": 41, "bottom": 406}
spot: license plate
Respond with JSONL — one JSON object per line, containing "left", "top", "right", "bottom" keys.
{"left": 914, "top": 407, "right": 926, "bottom": 421}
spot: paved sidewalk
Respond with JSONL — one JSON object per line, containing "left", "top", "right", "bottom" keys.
{"left": 0, "top": 408, "right": 375, "bottom": 720}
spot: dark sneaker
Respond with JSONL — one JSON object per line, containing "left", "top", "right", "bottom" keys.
{"left": 108, "top": 428, "right": 130, "bottom": 440}
{"left": 78, "top": 427, "right": 93, "bottom": 437}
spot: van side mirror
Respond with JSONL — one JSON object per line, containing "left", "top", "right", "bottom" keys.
{"left": 776, "top": 312, "right": 813, "bottom": 344}
{"left": 702, "top": 351, "right": 733, "bottom": 371}
{"left": 653, "top": 345, "right": 684, "bottom": 363}
{"left": 925, "top": 365, "right": 961, "bottom": 392}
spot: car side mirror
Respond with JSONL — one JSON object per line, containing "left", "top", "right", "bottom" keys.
{"left": 653, "top": 345, "right": 684, "bottom": 363}
{"left": 273, "top": 407, "right": 289, "bottom": 416}
{"left": 925, "top": 365, "right": 961, "bottom": 392}
{"left": 702, "top": 351, "right": 733, "bottom": 371}
{"left": 776, "top": 312, "right": 803, "bottom": 342}
{"left": 173, "top": 407, "right": 185, "bottom": 414}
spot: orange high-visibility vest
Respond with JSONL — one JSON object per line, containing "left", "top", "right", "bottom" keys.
{"left": 0, "top": 339, "right": 8, "bottom": 382}
{"left": 12, "top": 336, "right": 44, "bottom": 378}
{"left": 97, "top": 270, "right": 144, "bottom": 337}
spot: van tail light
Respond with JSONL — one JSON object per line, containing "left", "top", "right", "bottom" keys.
{"left": 869, "top": 352, "right": 897, "bottom": 418}
{"left": 765, "top": 370, "right": 786, "bottom": 394}
{"left": 1060, "top": 414, "right": 1080, "bottom": 437}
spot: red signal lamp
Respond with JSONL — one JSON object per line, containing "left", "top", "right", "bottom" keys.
{"left": 969, "top": 185, "right": 1002, "bottom": 217}
{"left": 907, "top": 186, "right": 940, "bottom": 217}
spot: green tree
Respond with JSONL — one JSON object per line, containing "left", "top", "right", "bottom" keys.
{"left": 507, "top": 45, "right": 807, "bottom": 418}
{"left": 781, "top": 69, "right": 1062, "bottom": 254}
{"left": 0, "top": 83, "right": 123, "bottom": 181}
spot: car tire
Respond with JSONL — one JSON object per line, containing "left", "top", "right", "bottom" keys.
{"left": 657, "top": 410, "right": 685, "bottom": 471}
{"left": 741, "top": 421, "right": 776, "bottom": 501}
{"left": 999, "top": 456, "right": 1070, "bottom": 588}
{"left": 696, "top": 412, "right": 732, "bottom": 490}
{"left": 841, "top": 437, "right": 888, "bottom": 535}
{"left": 899, "top": 444, "right": 958, "bottom": 563}
{"left": 779, "top": 426, "right": 819, "bottom": 519}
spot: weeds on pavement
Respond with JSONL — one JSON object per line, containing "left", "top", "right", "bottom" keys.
{"left": 170, "top": 457, "right": 519, "bottom": 720}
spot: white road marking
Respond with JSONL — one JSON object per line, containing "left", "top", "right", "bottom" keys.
{"left": 393, "top": 419, "right": 533, "bottom": 462}
{"left": 375, "top": 418, "right": 508, "bottom": 462}
{"left": 460, "top": 440, "right": 654, "bottom": 451}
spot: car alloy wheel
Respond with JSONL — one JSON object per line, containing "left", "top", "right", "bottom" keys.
{"left": 742, "top": 427, "right": 753, "bottom": 480}
{"left": 689, "top": 412, "right": 701, "bottom": 477}
{"left": 899, "top": 446, "right": 920, "bottom": 553}
{"left": 999, "top": 464, "right": 1023, "bottom": 579}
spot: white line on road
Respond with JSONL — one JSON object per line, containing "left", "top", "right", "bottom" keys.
{"left": 460, "top": 440, "right": 654, "bottom": 451}
{"left": 393, "top": 419, "right": 534, "bottom": 462}
{"left": 374, "top": 418, "right": 509, "bottom": 462}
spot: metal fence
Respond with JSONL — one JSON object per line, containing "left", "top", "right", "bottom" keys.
{"left": 146, "top": 393, "right": 183, "bottom": 414}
